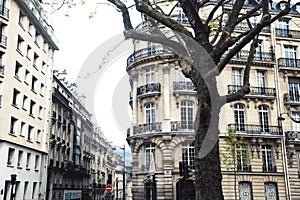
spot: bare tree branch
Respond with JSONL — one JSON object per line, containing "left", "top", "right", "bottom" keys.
{"left": 225, "top": 36, "right": 259, "bottom": 103}
{"left": 134, "top": 0, "right": 193, "bottom": 37}
{"left": 205, "top": 0, "right": 226, "bottom": 27}
{"left": 108, "top": 0, "right": 133, "bottom": 30}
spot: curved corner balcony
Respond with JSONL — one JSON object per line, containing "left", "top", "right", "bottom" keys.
{"left": 278, "top": 58, "right": 300, "bottom": 69}
{"left": 286, "top": 131, "right": 300, "bottom": 142}
{"left": 137, "top": 83, "right": 161, "bottom": 99}
{"left": 228, "top": 85, "right": 276, "bottom": 100}
{"left": 173, "top": 81, "right": 196, "bottom": 95}
{"left": 126, "top": 47, "right": 175, "bottom": 70}
{"left": 170, "top": 121, "right": 194, "bottom": 131}
{"left": 133, "top": 122, "right": 162, "bottom": 134}
{"left": 228, "top": 124, "right": 282, "bottom": 137}
{"left": 283, "top": 93, "right": 300, "bottom": 106}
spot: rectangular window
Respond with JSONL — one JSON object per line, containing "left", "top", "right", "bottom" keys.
{"left": 239, "top": 182, "right": 253, "bottom": 200}
{"left": 232, "top": 68, "right": 242, "bottom": 92}
{"left": 31, "top": 76, "right": 37, "bottom": 91}
{"left": 38, "top": 106, "right": 43, "bottom": 119}
{"left": 292, "top": 112, "right": 300, "bottom": 131}
{"left": 34, "top": 32, "right": 40, "bottom": 46}
{"left": 262, "top": 145, "right": 275, "bottom": 172}
{"left": 17, "top": 150, "right": 23, "bottom": 167}
{"left": 22, "top": 95, "right": 28, "bottom": 110}
{"left": 265, "top": 182, "right": 278, "bottom": 200}
{"left": 12, "top": 88, "right": 20, "bottom": 107}
{"left": 145, "top": 67, "right": 155, "bottom": 84}
{"left": 10, "top": 116, "right": 18, "bottom": 134}
{"left": 32, "top": 182, "right": 37, "bottom": 199}
{"left": 7, "top": 148, "right": 15, "bottom": 165}
{"left": 284, "top": 46, "right": 297, "bottom": 67}
{"left": 15, "top": 61, "right": 22, "bottom": 79}
{"left": 254, "top": 41, "right": 263, "bottom": 60}
{"left": 29, "top": 100, "right": 36, "bottom": 116}
{"left": 42, "top": 61, "right": 46, "bottom": 73}
{"left": 278, "top": 20, "right": 289, "bottom": 37}
{"left": 18, "top": 11, "right": 25, "bottom": 27}
{"left": 28, "top": 22, "right": 34, "bottom": 36}
{"left": 36, "top": 129, "right": 41, "bottom": 142}
{"left": 26, "top": 45, "right": 31, "bottom": 59}
{"left": 40, "top": 83, "right": 45, "bottom": 96}
{"left": 145, "top": 143, "right": 155, "bottom": 170}
{"left": 237, "top": 145, "right": 250, "bottom": 171}
{"left": 27, "top": 125, "right": 33, "bottom": 141}
{"left": 23, "top": 181, "right": 29, "bottom": 199}
{"left": 24, "top": 70, "right": 30, "bottom": 84}
{"left": 33, "top": 53, "right": 39, "bottom": 68}
{"left": 257, "top": 70, "right": 266, "bottom": 94}
{"left": 20, "top": 121, "right": 26, "bottom": 136}
{"left": 26, "top": 153, "right": 31, "bottom": 168}
{"left": 34, "top": 155, "right": 39, "bottom": 170}
{"left": 288, "top": 78, "right": 300, "bottom": 102}
{"left": 17, "top": 35, "right": 24, "bottom": 53}
{"left": 182, "top": 142, "right": 195, "bottom": 168}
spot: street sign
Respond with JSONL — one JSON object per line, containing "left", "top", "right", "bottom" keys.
{"left": 105, "top": 184, "right": 113, "bottom": 193}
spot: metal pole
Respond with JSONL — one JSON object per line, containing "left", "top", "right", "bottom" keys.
{"left": 116, "top": 178, "right": 119, "bottom": 200}
{"left": 123, "top": 144, "right": 126, "bottom": 200}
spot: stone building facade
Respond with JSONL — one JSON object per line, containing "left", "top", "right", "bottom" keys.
{"left": 126, "top": 1, "right": 300, "bottom": 199}
{"left": 0, "top": 0, "right": 58, "bottom": 199}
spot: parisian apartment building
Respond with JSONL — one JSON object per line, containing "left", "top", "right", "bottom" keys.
{"left": 0, "top": 1, "right": 125, "bottom": 200}
{"left": 0, "top": 0, "right": 58, "bottom": 199}
{"left": 126, "top": 1, "right": 300, "bottom": 199}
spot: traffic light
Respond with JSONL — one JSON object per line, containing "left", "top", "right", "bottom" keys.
{"left": 184, "top": 165, "right": 193, "bottom": 180}
{"left": 10, "top": 174, "right": 17, "bottom": 185}
{"left": 179, "top": 162, "right": 183, "bottom": 176}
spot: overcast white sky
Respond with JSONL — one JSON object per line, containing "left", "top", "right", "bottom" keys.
{"left": 50, "top": 2, "right": 140, "bottom": 149}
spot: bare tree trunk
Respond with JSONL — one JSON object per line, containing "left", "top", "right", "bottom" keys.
{"left": 194, "top": 77, "right": 224, "bottom": 200}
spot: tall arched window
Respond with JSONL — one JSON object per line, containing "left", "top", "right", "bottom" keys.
{"left": 180, "top": 100, "right": 194, "bottom": 130}
{"left": 258, "top": 105, "right": 270, "bottom": 132}
{"left": 145, "top": 102, "right": 156, "bottom": 130}
{"left": 234, "top": 103, "right": 245, "bottom": 131}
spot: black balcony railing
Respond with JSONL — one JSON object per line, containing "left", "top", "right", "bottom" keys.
{"left": 0, "top": 5, "right": 9, "bottom": 19}
{"left": 228, "top": 85, "right": 276, "bottom": 97}
{"left": 133, "top": 122, "right": 162, "bottom": 134}
{"left": 235, "top": 22, "right": 270, "bottom": 33}
{"left": 276, "top": 28, "right": 300, "bottom": 39}
{"left": 233, "top": 50, "right": 275, "bottom": 62}
{"left": 173, "top": 81, "right": 195, "bottom": 91}
{"left": 278, "top": 58, "right": 300, "bottom": 68}
{"left": 0, "top": 35, "right": 6, "bottom": 47}
{"left": 262, "top": 165, "right": 277, "bottom": 173}
{"left": 286, "top": 131, "right": 300, "bottom": 141}
{"left": 137, "top": 83, "right": 161, "bottom": 97}
{"left": 127, "top": 47, "right": 172, "bottom": 65}
{"left": 237, "top": 164, "right": 252, "bottom": 172}
{"left": 283, "top": 93, "right": 300, "bottom": 104}
{"left": 171, "top": 121, "right": 194, "bottom": 131}
{"left": 228, "top": 124, "right": 282, "bottom": 136}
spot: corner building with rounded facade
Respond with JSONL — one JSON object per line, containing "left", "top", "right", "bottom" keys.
{"left": 126, "top": 0, "right": 300, "bottom": 199}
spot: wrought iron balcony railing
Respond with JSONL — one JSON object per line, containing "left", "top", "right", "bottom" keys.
{"left": 276, "top": 28, "right": 300, "bottom": 39}
{"left": 233, "top": 50, "right": 275, "bottom": 62}
{"left": 173, "top": 81, "right": 196, "bottom": 92}
{"left": 0, "top": 5, "right": 9, "bottom": 19}
{"left": 171, "top": 121, "right": 194, "bottom": 131}
{"left": 228, "top": 124, "right": 282, "bottom": 136}
{"left": 286, "top": 131, "right": 300, "bottom": 141}
{"left": 227, "top": 85, "right": 276, "bottom": 97}
{"left": 278, "top": 58, "right": 300, "bottom": 68}
{"left": 262, "top": 165, "right": 277, "bottom": 173}
{"left": 133, "top": 122, "right": 162, "bottom": 134}
{"left": 283, "top": 93, "right": 300, "bottom": 105}
{"left": 137, "top": 83, "right": 161, "bottom": 98}
{"left": 127, "top": 47, "right": 172, "bottom": 65}
{"left": 235, "top": 22, "right": 270, "bottom": 33}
